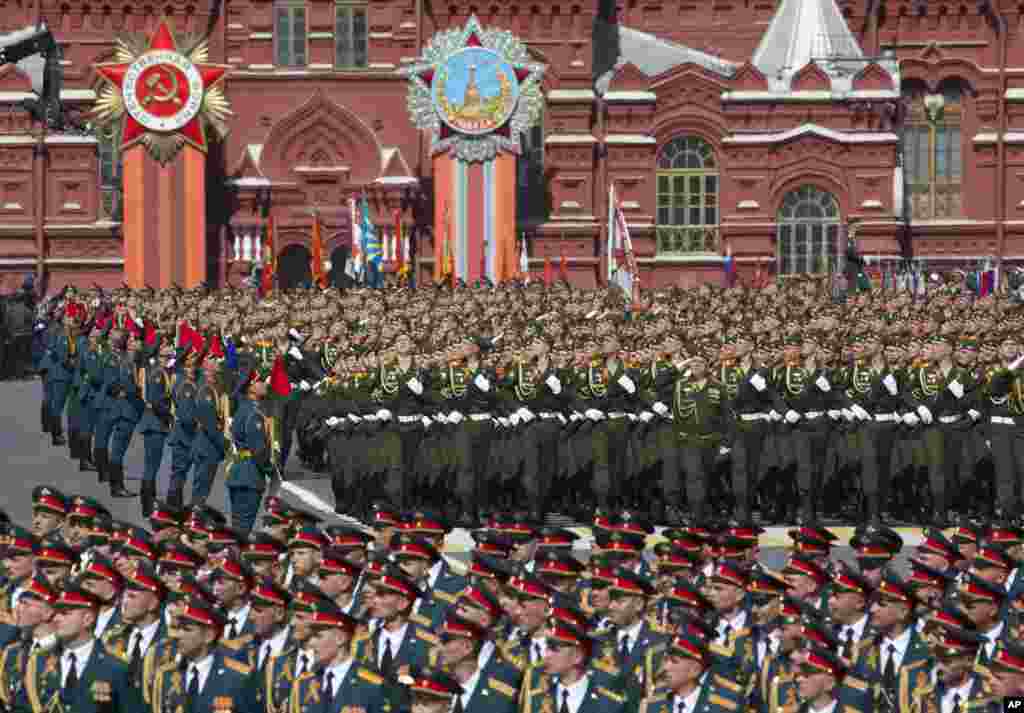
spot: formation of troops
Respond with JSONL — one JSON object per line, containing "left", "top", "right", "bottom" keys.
{"left": 5, "top": 486, "right": 1024, "bottom": 712}
{"left": 28, "top": 277, "right": 1024, "bottom": 531}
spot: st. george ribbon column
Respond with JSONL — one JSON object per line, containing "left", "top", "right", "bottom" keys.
{"left": 403, "top": 16, "right": 544, "bottom": 285}
{"left": 92, "top": 18, "right": 232, "bottom": 288}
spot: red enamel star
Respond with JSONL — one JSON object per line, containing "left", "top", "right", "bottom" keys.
{"left": 94, "top": 18, "right": 228, "bottom": 153}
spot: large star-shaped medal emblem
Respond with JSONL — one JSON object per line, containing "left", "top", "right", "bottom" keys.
{"left": 94, "top": 18, "right": 228, "bottom": 154}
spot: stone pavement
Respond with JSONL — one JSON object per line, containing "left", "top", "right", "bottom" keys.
{"left": 7, "top": 377, "right": 923, "bottom": 570}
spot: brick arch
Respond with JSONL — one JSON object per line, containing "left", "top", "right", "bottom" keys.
{"left": 261, "top": 90, "right": 383, "bottom": 185}
{"left": 899, "top": 58, "right": 985, "bottom": 94}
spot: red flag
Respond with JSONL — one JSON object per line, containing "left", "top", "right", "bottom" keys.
{"left": 449, "top": 251, "right": 456, "bottom": 288}
{"left": 208, "top": 334, "right": 224, "bottom": 359}
{"left": 310, "top": 211, "right": 324, "bottom": 288}
{"left": 269, "top": 355, "right": 292, "bottom": 396}
{"left": 261, "top": 215, "right": 276, "bottom": 296}
{"left": 544, "top": 254, "right": 552, "bottom": 286}
{"left": 394, "top": 209, "right": 405, "bottom": 276}
{"left": 143, "top": 321, "right": 157, "bottom": 346}
{"left": 480, "top": 240, "right": 487, "bottom": 284}
{"left": 559, "top": 243, "right": 568, "bottom": 282}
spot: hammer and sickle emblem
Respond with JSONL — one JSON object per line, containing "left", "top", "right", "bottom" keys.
{"left": 141, "top": 68, "right": 183, "bottom": 107}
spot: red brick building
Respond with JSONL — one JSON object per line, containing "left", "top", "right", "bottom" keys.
{"left": 0, "top": 0, "right": 1022, "bottom": 291}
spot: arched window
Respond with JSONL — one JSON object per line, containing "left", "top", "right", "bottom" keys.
{"left": 95, "top": 123, "right": 122, "bottom": 221}
{"left": 776, "top": 185, "right": 840, "bottom": 274}
{"left": 656, "top": 135, "right": 719, "bottom": 254}
{"left": 903, "top": 81, "right": 964, "bottom": 219}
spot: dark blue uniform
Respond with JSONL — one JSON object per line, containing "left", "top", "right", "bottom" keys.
{"left": 137, "top": 357, "right": 173, "bottom": 514}
{"left": 93, "top": 346, "right": 124, "bottom": 481}
{"left": 191, "top": 382, "right": 226, "bottom": 506}
{"left": 226, "top": 396, "right": 272, "bottom": 532}
{"left": 43, "top": 328, "right": 73, "bottom": 443}
{"left": 167, "top": 373, "right": 199, "bottom": 508}
{"left": 108, "top": 352, "right": 144, "bottom": 470}
{"left": 17, "top": 639, "right": 145, "bottom": 713}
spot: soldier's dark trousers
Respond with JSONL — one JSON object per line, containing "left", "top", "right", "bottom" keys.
{"left": 731, "top": 423, "right": 767, "bottom": 517}
{"left": 228, "top": 485, "right": 263, "bottom": 533}
{"left": 279, "top": 396, "right": 303, "bottom": 468}
{"left": 991, "top": 424, "right": 1024, "bottom": 509}
{"left": 142, "top": 433, "right": 167, "bottom": 486}
{"left": 383, "top": 424, "right": 422, "bottom": 508}
{"left": 191, "top": 456, "right": 220, "bottom": 503}
{"left": 453, "top": 419, "right": 493, "bottom": 505}
{"left": 863, "top": 422, "right": 899, "bottom": 505}
{"left": 168, "top": 439, "right": 194, "bottom": 503}
{"left": 521, "top": 419, "right": 561, "bottom": 511}
{"left": 47, "top": 379, "right": 69, "bottom": 437}
{"left": 592, "top": 417, "right": 631, "bottom": 506}
{"left": 677, "top": 443, "right": 715, "bottom": 519}
{"left": 922, "top": 425, "right": 967, "bottom": 511}
{"left": 790, "top": 423, "right": 829, "bottom": 498}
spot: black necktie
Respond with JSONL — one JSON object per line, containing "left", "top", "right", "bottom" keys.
{"left": 559, "top": 689, "right": 570, "bottom": 713}
{"left": 227, "top": 617, "right": 238, "bottom": 640}
{"left": 65, "top": 652, "right": 78, "bottom": 691}
{"left": 720, "top": 624, "right": 732, "bottom": 643}
{"left": 187, "top": 664, "right": 199, "bottom": 698}
{"left": 128, "top": 629, "right": 142, "bottom": 664}
{"left": 454, "top": 693, "right": 465, "bottom": 713}
{"left": 533, "top": 642, "right": 543, "bottom": 664}
{"left": 259, "top": 642, "right": 271, "bottom": 672}
{"left": 324, "top": 671, "right": 335, "bottom": 705}
{"left": 380, "top": 637, "right": 394, "bottom": 676}
{"left": 882, "top": 644, "right": 897, "bottom": 689}
{"left": 619, "top": 634, "right": 630, "bottom": 660}
{"left": 839, "top": 627, "right": 852, "bottom": 658}
{"left": 677, "top": 699, "right": 686, "bottom": 713}
{"left": 952, "top": 693, "right": 962, "bottom": 713}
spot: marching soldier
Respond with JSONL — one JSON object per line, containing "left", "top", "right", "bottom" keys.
{"left": 669, "top": 350, "right": 724, "bottom": 524}
{"left": 136, "top": 331, "right": 175, "bottom": 517}
{"left": 166, "top": 347, "right": 201, "bottom": 509}
{"left": 638, "top": 633, "right": 745, "bottom": 713}
{"left": 226, "top": 370, "right": 274, "bottom": 533}
{"left": 988, "top": 335, "right": 1024, "bottom": 516}
{"left": 191, "top": 346, "right": 229, "bottom": 508}
{"left": 106, "top": 330, "right": 143, "bottom": 498}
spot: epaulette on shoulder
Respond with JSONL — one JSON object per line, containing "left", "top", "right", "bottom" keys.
{"left": 488, "top": 678, "right": 517, "bottom": 698}
{"left": 709, "top": 642, "right": 733, "bottom": 658}
{"left": 357, "top": 668, "right": 383, "bottom": 685}
{"left": 496, "top": 642, "right": 526, "bottom": 671}
{"left": 410, "top": 613, "right": 432, "bottom": 628}
{"left": 103, "top": 645, "right": 130, "bottom": 664}
{"left": 712, "top": 674, "right": 742, "bottom": 694}
{"left": 224, "top": 657, "right": 252, "bottom": 675}
{"left": 966, "top": 699, "right": 995, "bottom": 711}
{"left": 352, "top": 627, "right": 371, "bottom": 642}
{"left": 732, "top": 627, "right": 751, "bottom": 638}
{"left": 592, "top": 657, "right": 620, "bottom": 676}
{"left": 842, "top": 675, "right": 868, "bottom": 691}
{"left": 708, "top": 693, "right": 738, "bottom": 711}
{"left": 597, "top": 687, "right": 625, "bottom": 703}
{"left": 416, "top": 629, "right": 439, "bottom": 645}
{"left": 219, "top": 634, "right": 254, "bottom": 651}
{"left": 433, "top": 589, "right": 458, "bottom": 604}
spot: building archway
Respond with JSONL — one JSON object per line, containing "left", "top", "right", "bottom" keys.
{"left": 277, "top": 244, "right": 313, "bottom": 289}
{"left": 776, "top": 185, "right": 841, "bottom": 275}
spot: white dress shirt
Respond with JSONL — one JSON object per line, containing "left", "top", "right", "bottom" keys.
{"left": 983, "top": 621, "right": 1004, "bottom": 660}
{"left": 428, "top": 560, "right": 444, "bottom": 589}
{"left": 477, "top": 640, "right": 495, "bottom": 670}
{"left": 1006, "top": 568, "right": 1018, "bottom": 593}
{"left": 61, "top": 638, "right": 95, "bottom": 687}
{"left": 941, "top": 676, "right": 974, "bottom": 713}
{"left": 672, "top": 679, "right": 703, "bottom": 713}
{"left": 617, "top": 620, "right": 643, "bottom": 656}
{"left": 226, "top": 603, "right": 251, "bottom": 637}
{"left": 378, "top": 622, "right": 409, "bottom": 669}
{"left": 258, "top": 626, "right": 292, "bottom": 670}
{"left": 530, "top": 636, "right": 547, "bottom": 664}
{"left": 130, "top": 618, "right": 162, "bottom": 658}
{"left": 94, "top": 606, "right": 118, "bottom": 638}
{"left": 881, "top": 626, "right": 913, "bottom": 672}
{"left": 716, "top": 610, "right": 747, "bottom": 645}
{"left": 809, "top": 700, "right": 838, "bottom": 713}
{"left": 757, "top": 631, "right": 780, "bottom": 669}
{"left": 457, "top": 667, "right": 483, "bottom": 710}
{"left": 322, "top": 657, "right": 356, "bottom": 698}
{"left": 555, "top": 674, "right": 590, "bottom": 713}
{"left": 186, "top": 653, "right": 215, "bottom": 694}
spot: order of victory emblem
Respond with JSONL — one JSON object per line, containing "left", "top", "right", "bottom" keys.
{"left": 403, "top": 16, "right": 545, "bottom": 163}
{"left": 92, "top": 18, "right": 232, "bottom": 165}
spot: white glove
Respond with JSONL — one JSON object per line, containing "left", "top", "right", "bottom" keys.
{"left": 363, "top": 414, "right": 378, "bottom": 422}
{"left": 769, "top": 410, "right": 782, "bottom": 422}
{"left": 497, "top": 417, "right": 509, "bottom": 428}
{"left": 585, "top": 408, "right": 604, "bottom": 421}
{"left": 785, "top": 410, "right": 801, "bottom": 424}
{"left": 883, "top": 374, "right": 898, "bottom": 395}
{"left": 545, "top": 375, "right": 562, "bottom": 394}
{"left": 299, "top": 380, "right": 312, "bottom": 391}
{"left": 326, "top": 416, "right": 339, "bottom": 427}
{"left": 719, "top": 446, "right": 731, "bottom": 456}
{"left": 815, "top": 376, "right": 831, "bottom": 392}
{"left": 557, "top": 414, "right": 567, "bottom": 425}
{"left": 518, "top": 407, "right": 536, "bottom": 423}
{"left": 827, "top": 410, "right": 841, "bottom": 421}
{"left": 348, "top": 415, "right": 362, "bottom": 424}
{"left": 421, "top": 417, "right": 431, "bottom": 429}
{"left": 841, "top": 409, "right": 854, "bottom": 422}
{"left": 376, "top": 409, "right": 392, "bottom": 422}
{"left": 903, "top": 412, "right": 920, "bottom": 426}
{"left": 851, "top": 404, "right": 870, "bottom": 421}
{"left": 166, "top": 358, "right": 176, "bottom": 370}
{"left": 474, "top": 373, "right": 491, "bottom": 392}
{"left": 1011, "top": 354, "right": 1024, "bottom": 371}
{"left": 134, "top": 317, "right": 144, "bottom": 327}
{"left": 448, "top": 411, "right": 464, "bottom": 424}
{"left": 969, "top": 409, "right": 981, "bottom": 421}
{"left": 406, "top": 377, "right": 423, "bottom": 395}
{"left": 617, "top": 374, "right": 636, "bottom": 394}
{"left": 288, "top": 346, "right": 303, "bottom": 360}
{"left": 509, "top": 412, "right": 521, "bottom": 427}
{"left": 640, "top": 411, "right": 655, "bottom": 423}
{"left": 570, "top": 412, "right": 583, "bottom": 422}
{"left": 435, "top": 413, "right": 449, "bottom": 424}
{"left": 917, "top": 405, "right": 934, "bottom": 424}
{"left": 750, "top": 373, "right": 767, "bottom": 392}
{"left": 652, "top": 402, "right": 669, "bottom": 417}
{"left": 33, "top": 322, "right": 46, "bottom": 332}
{"left": 948, "top": 380, "right": 964, "bottom": 399}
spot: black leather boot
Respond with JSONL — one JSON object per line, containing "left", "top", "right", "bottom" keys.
{"left": 41, "top": 403, "right": 50, "bottom": 434}
{"left": 166, "top": 486, "right": 184, "bottom": 509}
{"left": 51, "top": 425, "right": 65, "bottom": 447}
{"left": 140, "top": 480, "right": 156, "bottom": 518}
{"left": 67, "top": 432, "right": 79, "bottom": 459}
{"left": 94, "top": 447, "right": 108, "bottom": 483}
{"left": 109, "top": 462, "right": 137, "bottom": 498}
{"left": 79, "top": 435, "right": 96, "bottom": 472}
{"left": 865, "top": 493, "right": 882, "bottom": 524}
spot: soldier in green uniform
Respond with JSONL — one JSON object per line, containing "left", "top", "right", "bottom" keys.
{"left": 101, "top": 560, "right": 166, "bottom": 689}
{"left": 903, "top": 626, "right": 987, "bottom": 713}
{"left": 435, "top": 612, "right": 522, "bottom": 713}
{"left": 638, "top": 632, "right": 745, "bottom": 713}
{"left": 988, "top": 334, "right": 1024, "bottom": 516}
{"left": 0, "top": 574, "right": 58, "bottom": 711}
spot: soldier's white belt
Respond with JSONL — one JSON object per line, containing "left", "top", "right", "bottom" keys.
{"left": 875, "top": 414, "right": 899, "bottom": 422}
{"left": 993, "top": 416, "right": 1017, "bottom": 425}
{"left": 607, "top": 412, "right": 629, "bottom": 419}
{"left": 939, "top": 415, "right": 961, "bottom": 424}
{"left": 398, "top": 415, "right": 422, "bottom": 424}
{"left": 469, "top": 413, "right": 491, "bottom": 422}
{"left": 804, "top": 411, "right": 823, "bottom": 419}
{"left": 740, "top": 413, "right": 766, "bottom": 421}
{"left": 538, "top": 412, "right": 560, "bottom": 420}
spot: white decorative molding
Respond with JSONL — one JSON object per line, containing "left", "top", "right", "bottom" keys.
{"left": 722, "top": 89, "right": 900, "bottom": 103}
{"left": 62, "top": 202, "right": 82, "bottom": 210}
{"left": 724, "top": 124, "right": 899, "bottom": 145}
{"left": 248, "top": 32, "right": 273, "bottom": 40}
{"left": 546, "top": 89, "right": 596, "bottom": 103}
{"left": 559, "top": 201, "right": 583, "bottom": 210}
{"left": 546, "top": 134, "right": 598, "bottom": 145}
{"left": 309, "top": 63, "right": 334, "bottom": 71}
{"left": 2, "top": 203, "right": 22, "bottom": 210}
{"left": 308, "top": 32, "right": 334, "bottom": 40}
{"left": 973, "top": 132, "right": 1024, "bottom": 144}
{"left": 603, "top": 91, "right": 657, "bottom": 102}
{"left": 45, "top": 258, "right": 124, "bottom": 266}
{"left": 621, "top": 201, "right": 641, "bottom": 209}
{"left": 368, "top": 63, "right": 397, "bottom": 70}
{"left": 0, "top": 89, "right": 95, "bottom": 103}
{"left": 737, "top": 200, "right": 760, "bottom": 210}
{"left": 860, "top": 199, "right": 883, "bottom": 209}
{"left": 605, "top": 134, "right": 657, "bottom": 145}
{"left": 248, "top": 64, "right": 275, "bottom": 70}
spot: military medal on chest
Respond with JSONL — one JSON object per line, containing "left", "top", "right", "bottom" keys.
{"left": 514, "top": 361, "right": 536, "bottom": 401}
{"left": 785, "top": 366, "right": 807, "bottom": 396}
